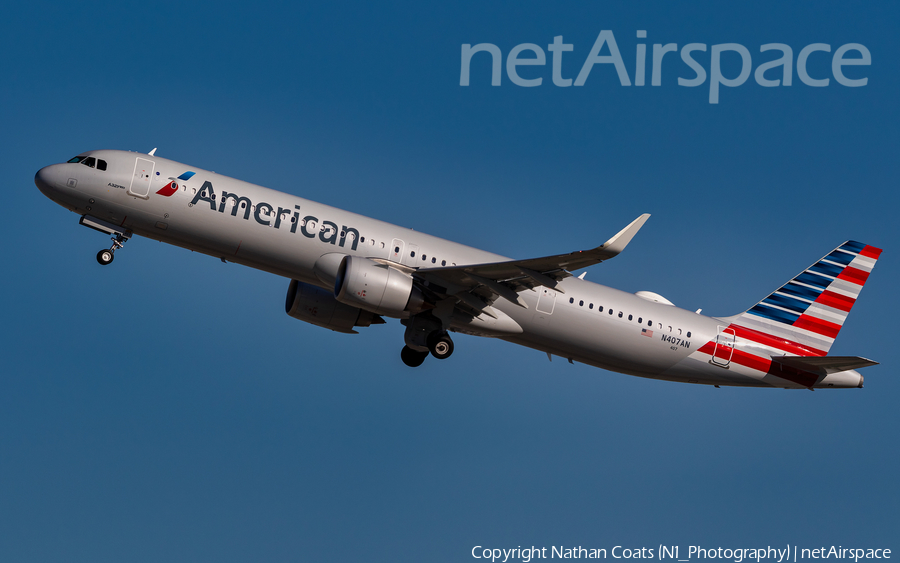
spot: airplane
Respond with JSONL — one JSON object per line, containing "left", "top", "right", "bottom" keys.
{"left": 35, "top": 149, "right": 881, "bottom": 389}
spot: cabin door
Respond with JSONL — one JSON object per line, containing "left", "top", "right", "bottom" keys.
{"left": 711, "top": 326, "right": 736, "bottom": 367}
{"left": 128, "top": 157, "right": 155, "bottom": 199}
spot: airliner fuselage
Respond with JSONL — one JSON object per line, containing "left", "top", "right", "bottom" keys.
{"left": 35, "top": 150, "right": 879, "bottom": 389}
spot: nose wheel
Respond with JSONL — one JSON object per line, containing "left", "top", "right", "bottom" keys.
{"left": 96, "top": 233, "right": 128, "bottom": 266}
{"left": 97, "top": 249, "right": 114, "bottom": 265}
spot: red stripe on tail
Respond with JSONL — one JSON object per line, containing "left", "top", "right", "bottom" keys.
{"left": 837, "top": 266, "right": 869, "bottom": 285}
{"left": 859, "top": 245, "right": 882, "bottom": 259}
{"left": 697, "top": 341, "right": 819, "bottom": 387}
{"left": 730, "top": 324, "right": 827, "bottom": 356}
{"left": 793, "top": 314, "right": 841, "bottom": 338}
{"left": 814, "top": 290, "right": 855, "bottom": 313}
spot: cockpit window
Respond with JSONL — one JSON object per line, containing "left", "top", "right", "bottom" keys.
{"left": 81, "top": 157, "right": 96, "bottom": 168}
{"left": 97, "top": 159, "right": 108, "bottom": 171}
{"left": 67, "top": 156, "right": 86, "bottom": 163}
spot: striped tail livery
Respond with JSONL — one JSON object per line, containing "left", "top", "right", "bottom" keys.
{"left": 708, "top": 241, "right": 882, "bottom": 389}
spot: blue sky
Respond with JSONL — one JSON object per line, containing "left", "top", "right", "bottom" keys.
{"left": 1, "top": 2, "right": 897, "bottom": 561}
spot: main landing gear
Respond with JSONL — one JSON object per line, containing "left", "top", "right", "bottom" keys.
{"left": 426, "top": 331, "right": 454, "bottom": 360}
{"left": 400, "top": 329, "right": 455, "bottom": 367}
{"left": 400, "top": 346, "right": 429, "bottom": 367}
{"left": 96, "top": 233, "right": 128, "bottom": 266}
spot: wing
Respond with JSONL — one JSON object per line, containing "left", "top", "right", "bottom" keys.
{"left": 392, "top": 214, "right": 649, "bottom": 317}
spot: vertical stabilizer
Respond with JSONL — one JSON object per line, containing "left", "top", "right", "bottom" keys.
{"left": 729, "top": 241, "right": 881, "bottom": 355}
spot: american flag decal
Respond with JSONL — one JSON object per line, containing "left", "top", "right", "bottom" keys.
{"left": 641, "top": 328, "right": 653, "bottom": 337}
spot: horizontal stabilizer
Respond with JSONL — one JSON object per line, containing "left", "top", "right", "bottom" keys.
{"left": 772, "top": 355, "right": 878, "bottom": 374}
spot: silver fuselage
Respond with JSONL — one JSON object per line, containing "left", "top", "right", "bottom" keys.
{"left": 35, "top": 150, "right": 864, "bottom": 389}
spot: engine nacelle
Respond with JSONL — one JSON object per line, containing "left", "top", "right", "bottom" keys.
{"left": 285, "top": 279, "right": 381, "bottom": 333}
{"left": 334, "top": 256, "right": 425, "bottom": 317}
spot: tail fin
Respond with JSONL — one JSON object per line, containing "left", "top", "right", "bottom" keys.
{"left": 729, "top": 241, "right": 882, "bottom": 355}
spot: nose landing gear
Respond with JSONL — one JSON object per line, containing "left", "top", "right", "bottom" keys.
{"left": 79, "top": 216, "right": 132, "bottom": 266}
{"left": 96, "top": 233, "right": 128, "bottom": 266}
{"left": 96, "top": 249, "right": 114, "bottom": 265}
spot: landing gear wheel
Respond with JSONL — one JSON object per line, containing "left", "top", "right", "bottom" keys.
{"left": 401, "top": 346, "right": 429, "bottom": 367}
{"left": 97, "top": 249, "right": 114, "bottom": 265}
{"left": 96, "top": 232, "right": 128, "bottom": 266}
{"left": 427, "top": 332, "right": 454, "bottom": 360}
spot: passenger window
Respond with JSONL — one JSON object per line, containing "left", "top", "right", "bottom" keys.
{"left": 668, "top": 326, "right": 673, "bottom": 332}
{"left": 589, "top": 303, "right": 593, "bottom": 309}
{"left": 628, "top": 314, "right": 633, "bottom": 321}
{"left": 687, "top": 331, "right": 692, "bottom": 338}
{"left": 609, "top": 309, "right": 613, "bottom": 315}
{"left": 381, "top": 242, "right": 385, "bottom": 249}
{"left": 432, "top": 257, "right": 436, "bottom": 264}
{"left": 618, "top": 312, "right": 623, "bottom": 318}
{"left": 658, "top": 323, "right": 662, "bottom": 329}
{"left": 598, "top": 306, "right": 603, "bottom": 312}
{"left": 360, "top": 237, "right": 365, "bottom": 243}
{"left": 648, "top": 320, "right": 652, "bottom": 327}
{"left": 410, "top": 251, "right": 416, "bottom": 257}
{"left": 422, "top": 254, "right": 426, "bottom": 261}
{"left": 394, "top": 246, "right": 399, "bottom": 253}
{"left": 97, "top": 159, "right": 108, "bottom": 171}
{"left": 81, "top": 157, "right": 96, "bottom": 168}
{"left": 441, "top": 260, "right": 446, "bottom": 266}
{"left": 579, "top": 300, "right": 584, "bottom": 306}
{"left": 678, "top": 328, "right": 682, "bottom": 335}
{"left": 569, "top": 298, "right": 574, "bottom": 304}
{"left": 638, "top": 317, "right": 642, "bottom": 323}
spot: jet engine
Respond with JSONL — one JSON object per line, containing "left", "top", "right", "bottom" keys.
{"left": 334, "top": 256, "right": 425, "bottom": 317}
{"left": 285, "top": 279, "right": 383, "bottom": 333}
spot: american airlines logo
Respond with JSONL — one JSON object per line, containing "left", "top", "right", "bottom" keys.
{"left": 156, "top": 171, "right": 195, "bottom": 197}
{"left": 188, "top": 179, "right": 361, "bottom": 251}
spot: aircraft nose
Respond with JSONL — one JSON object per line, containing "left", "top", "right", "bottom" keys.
{"left": 35, "top": 164, "right": 63, "bottom": 196}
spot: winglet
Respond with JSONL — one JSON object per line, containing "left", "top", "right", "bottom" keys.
{"left": 598, "top": 213, "right": 650, "bottom": 257}
{"left": 148, "top": 148, "right": 157, "bottom": 156}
